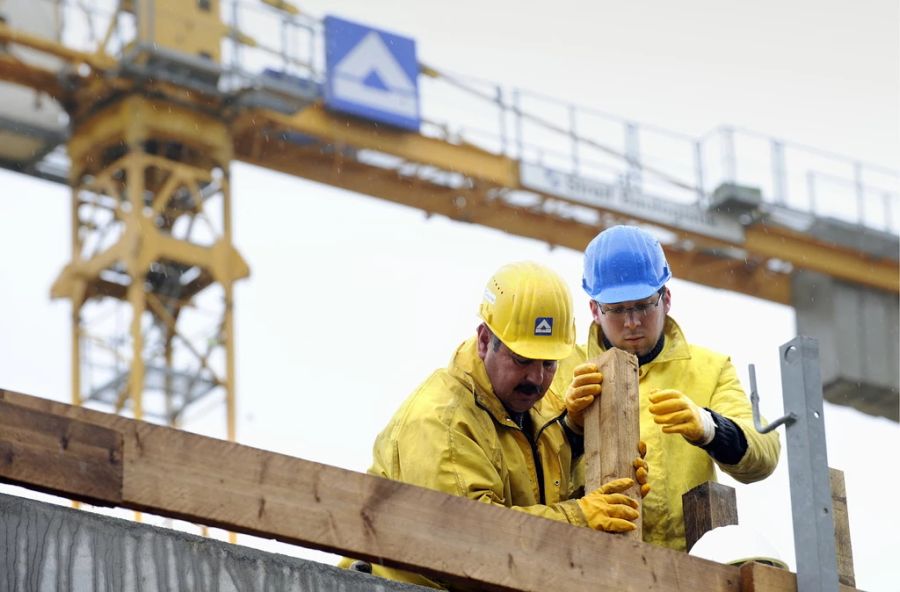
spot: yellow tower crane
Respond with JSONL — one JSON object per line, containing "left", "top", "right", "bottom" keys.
{"left": 0, "top": 0, "right": 896, "bottom": 431}
{"left": 1, "top": 0, "right": 249, "bottom": 435}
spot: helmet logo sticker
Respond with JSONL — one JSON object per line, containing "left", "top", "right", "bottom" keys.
{"left": 534, "top": 317, "right": 553, "bottom": 336}
{"left": 483, "top": 288, "right": 497, "bottom": 304}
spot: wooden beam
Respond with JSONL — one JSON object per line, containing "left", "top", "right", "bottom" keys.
{"left": 0, "top": 388, "right": 746, "bottom": 592}
{"left": 739, "top": 562, "right": 857, "bottom": 592}
{"left": 0, "top": 400, "right": 122, "bottom": 505}
{"left": 583, "top": 348, "right": 642, "bottom": 540}
{"left": 682, "top": 482, "right": 739, "bottom": 551}
{"left": 829, "top": 469, "right": 856, "bottom": 587}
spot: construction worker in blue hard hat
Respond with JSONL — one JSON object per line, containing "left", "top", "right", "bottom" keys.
{"left": 340, "top": 261, "right": 649, "bottom": 589}
{"left": 551, "top": 225, "right": 781, "bottom": 552}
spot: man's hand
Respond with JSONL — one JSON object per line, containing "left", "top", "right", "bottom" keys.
{"left": 634, "top": 440, "right": 650, "bottom": 498}
{"left": 565, "top": 363, "right": 603, "bottom": 429}
{"left": 648, "top": 389, "right": 712, "bottom": 444}
{"left": 576, "top": 478, "right": 640, "bottom": 532}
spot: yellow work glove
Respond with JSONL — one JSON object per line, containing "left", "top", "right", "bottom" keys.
{"left": 576, "top": 478, "right": 640, "bottom": 533}
{"left": 565, "top": 363, "right": 603, "bottom": 429}
{"left": 635, "top": 440, "right": 650, "bottom": 498}
{"left": 648, "top": 389, "right": 713, "bottom": 444}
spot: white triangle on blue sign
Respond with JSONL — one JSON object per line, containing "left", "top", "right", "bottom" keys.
{"left": 333, "top": 32, "right": 417, "bottom": 119}
{"left": 534, "top": 318, "right": 553, "bottom": 335}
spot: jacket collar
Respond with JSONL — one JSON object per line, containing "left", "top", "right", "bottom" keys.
{"left": 449, "top": 337, "right": 565, "bottom": 430}
{"left": 586, "top": 316, "right": 692, "bottom": 366}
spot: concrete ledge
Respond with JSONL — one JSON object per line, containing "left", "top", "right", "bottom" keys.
{"left": 0, "top": 493, "right": 427, "bottom": 592}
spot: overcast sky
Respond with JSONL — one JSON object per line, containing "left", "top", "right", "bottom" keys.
{"left": 0, "top": 1, "right": 898, "bottom": 589}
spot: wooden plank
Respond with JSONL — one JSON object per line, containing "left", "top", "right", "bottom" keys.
{"left": 739, "top": 562, "right": 858, "bottom": 592}
{"left": 0, "top": 388, "right": 742, "bottom": 592}
{"left": 0, "top": 399, "right": 122, "bottom": 505}
{"left": 829, "top": 468, "right": 856, "bottom": 587}
{"left": 682, "top": 482, "right": 738, "bottom": 551}
{"left": 583, "top": 348, "right": 642, "bottom": 541}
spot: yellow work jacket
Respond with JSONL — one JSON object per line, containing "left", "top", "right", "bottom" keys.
{"left": 361, "top": 337, "right": 586, "bottom": 588}
{"left": 551, "top": 317, "right": 781, "bottom": 551}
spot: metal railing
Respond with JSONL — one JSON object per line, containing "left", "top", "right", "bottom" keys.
{"left": 41, "top": 0, "right": 900, "bottom": 236}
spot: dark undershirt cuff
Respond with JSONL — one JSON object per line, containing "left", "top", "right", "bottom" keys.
{"left": 700, "top": 408, "right": 748, "bottom": 465}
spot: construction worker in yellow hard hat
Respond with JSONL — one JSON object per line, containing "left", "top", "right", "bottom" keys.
{"left": 340, "top": 261, "right": 649, "bottom": 589}
{"left": 552, "top": 225, "right": 781, "bottom": 552}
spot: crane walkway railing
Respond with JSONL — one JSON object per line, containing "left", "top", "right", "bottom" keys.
{"left": 45, "top": 0, "right": 899, "bottom": 238}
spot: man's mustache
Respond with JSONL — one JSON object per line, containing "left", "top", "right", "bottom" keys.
{"left": 515, "top": 382, "right": 541, "bottom": 395}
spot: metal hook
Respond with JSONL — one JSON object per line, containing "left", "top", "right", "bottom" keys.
{"left": 749, "top": 363, "right": 797, "bottom": 433}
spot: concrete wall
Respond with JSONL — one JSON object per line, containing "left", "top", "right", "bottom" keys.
{"left": 793, "top": 270, "right": 899, "bottom": 421}
{"left": 0, "top": 493, "right": 428, "bottom": 592}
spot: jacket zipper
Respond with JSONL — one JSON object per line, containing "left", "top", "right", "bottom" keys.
{"left": 530, "top": 413, "right": 565, "bottom": 505}
{"left": 528, "top": 433, "right": 546, "bottom": 505}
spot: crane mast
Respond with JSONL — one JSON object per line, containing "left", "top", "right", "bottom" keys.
{"left": 2, "top": 0, "right": 248, "bottom": 432}
{"left": 51, "top": 95, "right": 246, "bottom": 431}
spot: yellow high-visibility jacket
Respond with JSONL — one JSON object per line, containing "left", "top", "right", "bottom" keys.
{"left": 550, "top": 317, "right": 781, "bottom": 551}
{"left": 358, "top": 337, "right": 586, "bottom": 588}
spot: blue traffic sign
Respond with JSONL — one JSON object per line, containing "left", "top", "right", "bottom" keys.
{"left": 324, "top": 16, "right": 420, "bottom": 131}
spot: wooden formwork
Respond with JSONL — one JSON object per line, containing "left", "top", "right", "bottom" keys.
{"left": 0, "top": 388, "right": 857, "bottom": 592}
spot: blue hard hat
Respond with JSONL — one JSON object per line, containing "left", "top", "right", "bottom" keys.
{"left": 582, "top": 225, "right": 672, "bottom": 303}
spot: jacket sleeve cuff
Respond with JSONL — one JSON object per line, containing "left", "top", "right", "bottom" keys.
{"left": 559, "top": 499, "right": 589, "bottom": 527}
{"left": 700, "top": 408, "right": 748, "bottom": 465}
{"left": 563, "top": 413, "right": 584, "bottom": 435}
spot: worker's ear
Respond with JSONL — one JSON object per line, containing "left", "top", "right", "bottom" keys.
{"left": 476, "top": 323, "right": 491, "bottom": 360}
{"left": 589, "top": 300, "right": 602, "bottom": 324}
{"left": 662, "top": 287, "right": 672, "bottom": 314}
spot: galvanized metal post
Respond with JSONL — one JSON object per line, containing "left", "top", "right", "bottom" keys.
{"left": 780, "top": 336, "right": 839, "bottom": 592}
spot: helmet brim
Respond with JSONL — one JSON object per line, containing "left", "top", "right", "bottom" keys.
{"left": 503, "top": 338, "right": 574, "bottom": 362}
{"left": 593, "top": 283, "right": 659, "bottom": 304}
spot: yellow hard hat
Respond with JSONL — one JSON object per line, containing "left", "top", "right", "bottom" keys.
{"left": 478, "top": 261, "right": 576, "bottom": 361}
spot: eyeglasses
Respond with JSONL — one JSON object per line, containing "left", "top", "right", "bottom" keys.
{"left": 598, "top": 291, "right": 664, "bottom": 319}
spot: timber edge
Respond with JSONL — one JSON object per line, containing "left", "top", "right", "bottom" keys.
{"left": 0, "top": 388, "right": 861, "bottom": 592}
